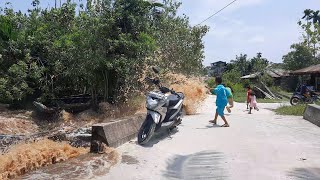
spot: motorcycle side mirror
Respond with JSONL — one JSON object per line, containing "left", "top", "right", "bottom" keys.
{"left": 152, "top": 67, "right": 160, "bottom": 74}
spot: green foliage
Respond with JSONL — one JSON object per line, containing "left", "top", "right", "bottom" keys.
{"left": 282, "top": 43, "right": 316, "bottom": 70}
{"left": 151, "top": 1, "right": 209, "bottom": 75}
{"left": 228, "top": 53, "right": 269, "bottom": 77}
{"left": 205, "top": 78, "right": 215, "bottom": 88}
{"left": 283, "top": 8, "right": 320, "bottom": 71}
{"left": 0, "top": 0, "right": 208, "bottom": 106}
{"left": 250, "top": 52, "right": 269, "bottom": 73}
{"left": 299, "top": 9, "right": 320, "bottom": 58}
{"left": 222, "top": 69, "right": 242, "bottom": 85}
{"left": 302, "top": 9, "right": 320, "bottom": 26}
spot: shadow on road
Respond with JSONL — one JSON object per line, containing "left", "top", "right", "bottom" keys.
{"left": 162, "top": 151, "right": 228, "bottom": 180}
{"left": 196, "top": 125, "right": 221, "bottom": 129}
{"left": 287, "top": 168, "right": 320, "bottom": 180}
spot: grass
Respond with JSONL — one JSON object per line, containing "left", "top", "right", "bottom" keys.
{"left": 274, "top": 105, "right": 306, "bottom": 116}
{"left": 233, "top": 92, "right": 247, "bottom": 103}
{"left": 258, "top": 98, "right": 289, "bottom": 103}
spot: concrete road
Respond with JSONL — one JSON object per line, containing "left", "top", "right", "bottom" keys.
{"left": 99, "top": 96, "right": 320, "bottom": 180}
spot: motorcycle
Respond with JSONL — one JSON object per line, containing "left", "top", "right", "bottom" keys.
{"left": 290, "top": 85, "right": 319, "bottom": 106}
{"left": 137, "top": 67, "right": 185, "bottom": 145}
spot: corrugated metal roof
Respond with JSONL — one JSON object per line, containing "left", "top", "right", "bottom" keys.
{"left": 266, "top": 69, "right": 291, "bottom": 77}
{"left": 266, "top": 70, "right": 281, "bottom": 78}
{"left": 240, "top": 72, "right": 261, "bottom": 79}
{"left": 290, "top": 64, "right": 320, "bottom": 75}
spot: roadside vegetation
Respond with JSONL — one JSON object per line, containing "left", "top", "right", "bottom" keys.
{"left": 274, "top": 105, "right": 306, "bottom": 116}
{"left": 0, "top": 0, "right": 208, "bottom": 109}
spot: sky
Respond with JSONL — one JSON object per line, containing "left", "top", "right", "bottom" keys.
{"left": 1, "top": 0, "right": 320, "bottom": 65}
{"left": 178, "top": 0, "right": 320, "bottom": 65}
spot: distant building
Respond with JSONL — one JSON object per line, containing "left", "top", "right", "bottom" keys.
{"left": 207, "top": 61, "right": 227, "bottom": 77}
{"left": 290, "top": 64, "right": 320, "bottom": 91}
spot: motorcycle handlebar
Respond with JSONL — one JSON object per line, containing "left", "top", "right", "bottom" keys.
{"left": 145, "top": 77, "right": 160, "bottom": 86}
{"left": 145, "top": 77, "right": 178, "bottom": 96}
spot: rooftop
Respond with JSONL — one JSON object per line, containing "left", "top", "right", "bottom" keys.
{"left": 290, "top": 64, "right": 320, "bottom": 75}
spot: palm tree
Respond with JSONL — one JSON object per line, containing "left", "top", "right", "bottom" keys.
{"left": 302, "top": 9, "right": 313, "bottom": 20}
{"left": 303, "top": 9, "right": 320, "bottom": 24}
{"left": 311, "top": 10, "right": 320, "bottom": 24}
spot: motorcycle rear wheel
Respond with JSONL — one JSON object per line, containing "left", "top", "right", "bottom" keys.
{"left": 290, "top": 97, "right": 301, "bottom": 106}
{"left": 138, "top": 115, "right": 156, "bottom": 145}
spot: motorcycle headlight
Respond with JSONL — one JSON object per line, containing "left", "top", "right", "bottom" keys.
{"left": 146, "top": 96, "right": 159, "bottom": 109}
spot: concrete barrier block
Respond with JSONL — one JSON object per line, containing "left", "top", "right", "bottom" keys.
{"left": 90, "top": 114, "right": 145, "bottom": 152}
{"left": 303, "top": 104, "right": 320, "bottom": 127}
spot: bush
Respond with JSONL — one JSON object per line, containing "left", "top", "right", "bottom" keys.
{"left": 205, "top": 78, "right": 215, "bottom": 88}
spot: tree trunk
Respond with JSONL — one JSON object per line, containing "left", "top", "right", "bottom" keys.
{"left": 103, "top": 70, "right": 109, "bottom": 102}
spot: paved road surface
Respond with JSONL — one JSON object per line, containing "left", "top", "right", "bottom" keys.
{"left": 99, "top": 96, "right": 320, "bottom": 180}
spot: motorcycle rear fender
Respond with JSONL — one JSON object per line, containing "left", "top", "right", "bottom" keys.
{"left": 148, "top": 110, "right": 161, "bottom": 124}
{"left": 292, "top": 94, "right": 303, "bottom": 99}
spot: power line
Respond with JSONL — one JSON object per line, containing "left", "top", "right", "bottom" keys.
{"left": 196, "top": 0, "right": 238, "bottom": 26}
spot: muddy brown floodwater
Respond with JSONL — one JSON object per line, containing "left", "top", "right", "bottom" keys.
{"left": 20, "top": 147, "right": 118, "bottom": 180}
{"left": 0, "top": 111, "right": 38, "bottom": 135}
{"left": 0, "top": 140, "right": 118, "bottom": 180}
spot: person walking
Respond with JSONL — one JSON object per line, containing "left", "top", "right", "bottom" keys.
{"left": 248, "top": 91, "right": 259, "bottom": 114}
{"left": 207, "top": 77, "right": 231, "bottom": 127}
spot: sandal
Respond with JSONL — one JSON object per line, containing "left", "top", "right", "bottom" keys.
{"left": 221, "top": 124, "right": 230, "bottom": 127}
{"left": 209, "top": 120, "right": 217, "bottom": 124}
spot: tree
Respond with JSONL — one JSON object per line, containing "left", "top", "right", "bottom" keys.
{"left": 250, "top": 52, "right": 269, "bottom": 73}
{"left": 0, "top": 0, "right": 208, "bottom": 106}
{"left": 151, "top": 1, "right": 209, "bottom": 75}
{"left": 299, "top": 9, "right": 320, "bottom": 57}
{"left": 282, "top": 43, "right": 315, "bottom": 70}
{"left": 230, "top": 54, "right": 250, "bottom": 76}
{"left": 302, "top": 9, "right": 320, "bottom": 24}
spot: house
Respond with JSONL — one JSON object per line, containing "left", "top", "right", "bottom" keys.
{"left": 240, "top": 68, "right": 295, "bottom": 91}
{"left": 207, "top": 61, "right": 227, "bottom": 77}
{"left": 290, "top": 64, "right": 320, "bottom": 91}
{"left": 240, "top": 68, "right": 289, "bottom": 80}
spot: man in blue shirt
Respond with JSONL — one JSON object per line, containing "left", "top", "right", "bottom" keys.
{"left": 208, "top": 77, "right": 231, "bottom": 127}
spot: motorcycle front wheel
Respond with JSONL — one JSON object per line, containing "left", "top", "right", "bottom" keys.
{"left": 138, "top": 115, "right": 156, "bottom": 145}
{"left": 290, "top": 97, "right": 301, "bottom": 106}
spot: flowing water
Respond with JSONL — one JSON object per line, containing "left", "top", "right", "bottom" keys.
{"left": 166, "top": 73, "right": 207, "bottom": 115}
{"left": 0, "top": 73, "right": 207, "bottom": 179}
{"left": 0, "top": 139, "right": 88, "bottom": 179}
{"left": 20, "top": 146, "right": 118, "bottom": 180}
{"left": 0, "top": 112, "right": 38, "bottom": 135}
{"left": 0, "top": 139, "right": 118, "bottom": 180}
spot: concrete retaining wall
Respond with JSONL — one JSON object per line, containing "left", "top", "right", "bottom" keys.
{"left": 90, "top": 114, "right": 145, "bottom": 152}
{"left": 303, "top": 104, "right": 320, "bottom": 127}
